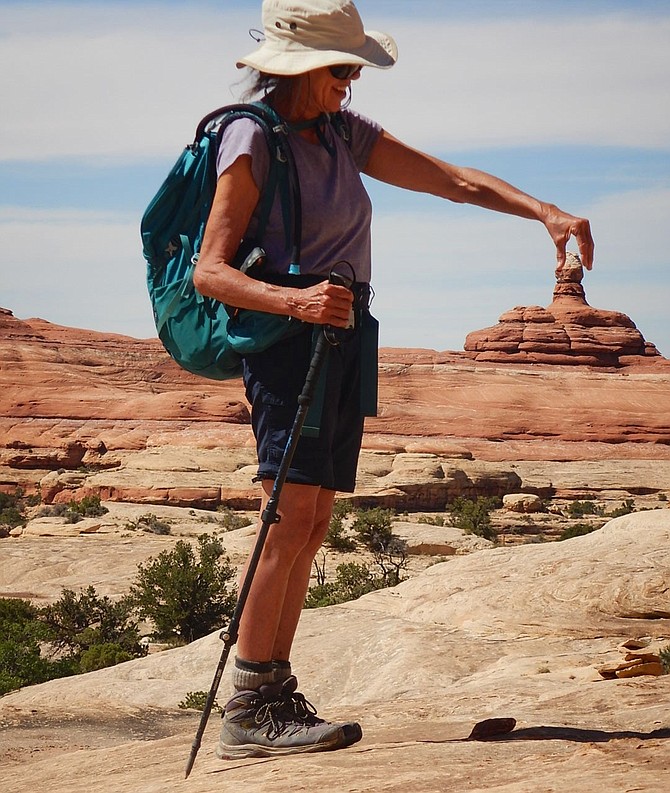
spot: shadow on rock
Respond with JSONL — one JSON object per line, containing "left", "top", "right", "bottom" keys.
{"left": 482, "top": 724, "right": 670, "bottom": 743}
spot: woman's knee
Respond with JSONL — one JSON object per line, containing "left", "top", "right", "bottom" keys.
{"left": 300, "top": 490, "right": 336, "bottom": 557}
{"left": 258, "top": 481, "right": 322, "bottom": 562}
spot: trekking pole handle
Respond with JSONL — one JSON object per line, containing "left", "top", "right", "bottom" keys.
{"left": 325, "top": 269, "right": 355, "bottom": 346}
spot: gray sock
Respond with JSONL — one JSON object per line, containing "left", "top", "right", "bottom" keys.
{"left": 232, "top": 658, "right": 275, "bottom": 692}
{"left": 272, "top": 659, "right": 292, "bottom": 684}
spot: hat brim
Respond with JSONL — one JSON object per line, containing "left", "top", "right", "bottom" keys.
{"left": 237, "top": 30, "right": 397, "bottom": 76}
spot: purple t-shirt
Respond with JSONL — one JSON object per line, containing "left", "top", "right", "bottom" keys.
{"left": 216, "top": 109, "right": 381, "bottom": 283}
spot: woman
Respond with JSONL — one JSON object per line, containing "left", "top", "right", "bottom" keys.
{"left": 193, "top": 0, "right": 594, "bottom": 760}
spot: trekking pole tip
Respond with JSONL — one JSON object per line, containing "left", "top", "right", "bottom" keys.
{"left": 184, "top": 745, "right": 198, "bottom": 779}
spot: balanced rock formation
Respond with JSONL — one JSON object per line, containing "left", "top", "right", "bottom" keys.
{"left": 464, "top": 253, "right": 661, "bottom": 366}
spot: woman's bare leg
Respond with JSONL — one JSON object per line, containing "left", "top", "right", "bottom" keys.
{"left": 235, "top": 481, "right": 325, "bottom": 663}
{"left": 270, "top": 487, "right": 335, "bottom": 662}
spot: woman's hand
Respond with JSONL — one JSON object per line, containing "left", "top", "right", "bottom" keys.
{"left": 285, "top": 281, "right": 354, "bottom": 326}
{"left": 543, "top": 204, "right": 595, "bottom": 272}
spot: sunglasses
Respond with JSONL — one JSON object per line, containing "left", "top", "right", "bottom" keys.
{"left": 329, "top": 64, "right": 363, "bottom": 80}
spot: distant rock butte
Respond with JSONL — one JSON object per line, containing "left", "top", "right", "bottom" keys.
{"left": 464, "top": 253, "right": 662, "bottom": 366}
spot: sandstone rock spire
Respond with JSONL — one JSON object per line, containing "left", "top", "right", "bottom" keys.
{"left": 464, "top": 253, "right": 662, "bottom": 366}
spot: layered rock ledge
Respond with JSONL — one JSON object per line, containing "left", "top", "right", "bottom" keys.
{"left": 2, "top": 303, "right": 669, "bottom": 511}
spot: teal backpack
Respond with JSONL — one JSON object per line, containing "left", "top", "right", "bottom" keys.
{"left": 140, "top": 102, "right": 305, "bottom": 380}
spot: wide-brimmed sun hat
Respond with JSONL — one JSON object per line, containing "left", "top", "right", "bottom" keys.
{"left": 237, "top": 0, "right": 398, "bottom": 76}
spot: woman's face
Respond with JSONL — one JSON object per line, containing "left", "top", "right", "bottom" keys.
{"left": 302, "top": 65, "right": 361, "bottom": 115}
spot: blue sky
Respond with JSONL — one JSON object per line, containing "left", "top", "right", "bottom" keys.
{"left": 1, "top": 0, "right": 668, "bottom": 355}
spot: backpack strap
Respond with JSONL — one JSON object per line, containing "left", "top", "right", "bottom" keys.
{"left": 331, "top": 111, "right": 351, "bottom": 146}
{"left": 199, "top": 102, "right": 302, "bottom": 275}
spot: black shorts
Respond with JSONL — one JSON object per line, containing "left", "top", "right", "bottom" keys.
{"left": 242, "top": 322, "right": 365, "bottom": 493}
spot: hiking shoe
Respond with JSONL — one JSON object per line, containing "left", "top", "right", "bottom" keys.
{"left": 216, "top": 680, "right": 362, "bottom": 760}
{"left": 278, "top": 675, "right": 360, "bottom": 740}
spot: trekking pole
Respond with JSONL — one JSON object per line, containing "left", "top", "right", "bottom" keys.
{"left": 184, "top": 327, "right": 332, "bottom": 779}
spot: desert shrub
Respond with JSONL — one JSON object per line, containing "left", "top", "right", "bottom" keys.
{"left": 324, "top": 503, "right": 357, "bottom": 552}
{"left": 0, "top": 636, "right": 71, "bottom": 695}
{"left": 39, "top": 495, "right": 108, "bottom": 524}
{"left": 0, "top": 597, "right": 77, "bottom": 694}
{"left": 331, "top": 499, "right": 353, "bottom": 520}
{"left": 215, "top": 506, "right": 252, "bottom": 531}
{"left": 305, "top": 562, "right": 382, "bottom": 608}
{"left": 607, "top": 499, "right": 635, "bottom": 518}
{"left": 72, "top": 495, "right": 108, "bottom": 517}
{"left": 567, "top": 500, "right": 604, "bottom": 518}
{"left": 325, "top": 519, "right": 356, "bottom": 552}
{"left": 0, "top": 491, "right": 25, "bottom": 530}
{"left": 126, "top": 513, "right": 171, "bottom": 535}
{"left": 129, "top": 534, "right": 237, "bottom": 643}
{"left": 558, "top": 523, "right": 601, "bottom": 541}
{"left": 40, "top": 586, "right": 145, "bottom": 663}
{"left": 417, "top": 515, "right": 446, "bottom": 526}
{"left": 178, "top": 690, "right": 222, "bottom": 713}
{"left": 351, "top": 507, "right": 395, "bottom": 552}
{"left": 1, "top": 587, "right": 145, "bottom": 694}
{"left": 447, "top": 496, "right": 500, "bottom": 541}
{"left": 660, "top": 645, "right": 670, "bottom": 674}
{"left": 370, "top": 536, "right": 408, "bottom": 588}
{"left": 79, "top": 643, "right": 134, "bottom": 673}
{"left": 306, "top": 533, "right": 408, "bottom": 609}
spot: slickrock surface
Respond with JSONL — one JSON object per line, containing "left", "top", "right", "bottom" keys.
{"left": 464, "top": 253, "right": 663, "bottom": 366}
{"left": 1, "top": 511, "right": 669, "bottom": 792}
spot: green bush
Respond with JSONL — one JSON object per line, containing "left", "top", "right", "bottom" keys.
{"left": 331, "top": 499, "right": 353, "bottom": 520}
{"left": 447, "top": 496, "right": 500, "bottom": 541}
{"left": 660, "top": 645, "right": 670, "bottom": 675}
{"left": 607, "top": 499, "right": 635, "bottom": 518}
{"left": 305, "top": 562, "right": 382, "bottom": 608}
{"left": 0, "top": 490, "right": 42, "bottom": 535}
{"left": 129, "top": 534, "right": 237, "bottom": 643}
{"left": 417, "top": 515, "right": 446, "bottom": 526}
{"left": 351, "top": 508, "right": 395, "bottom": 552}
{"left": 306, "top": 530, "right": 408, "bottom": 609}
{"left": 215, "top": 507, "right": 252, "bottom": 531}
{"left": 79, "top": 643, "right": 135, "bottom": 673}
{"left": 126, "top": 513, "right": 171, "bottom": 535}
{"left": 370, "top": 536, "right": 408, "bottom": 588}
{"left": 0, "top": 597, "right": 77, "bottom": 695}
{"left": 324, "top": 505, "right": 357, "bottom": 552}
{"left": 0, "top": 499, "right": 24, "bottom": 529}
{"left": 567, "top": 500, "right": 604, "bottom": 518}
{"left": 0, "top": 637, "right": 70, "bottom": 696}
{"left": 178, "top": 690, "right": 222, "bottom": 713}
{"left": 558, "top": 522, "right": 601, "bottom": 541}
{"left": 39, "top": 495, "right": 109, "bottom": 524}
{"left": 40, "top": 586, "right": 145, "bottom": 661}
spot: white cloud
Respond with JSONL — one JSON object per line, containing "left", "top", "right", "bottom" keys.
{"left": 358, "top": 16, "right": 670, "bottom": 153}
{"left": 0, "top": 4, "right": 249, "bottom": 161}
{"left": 1, "top": 5, "right": 669, "bottom": 161}
{"left": 0, "top": 207, "right": 156, "bottom": 336}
